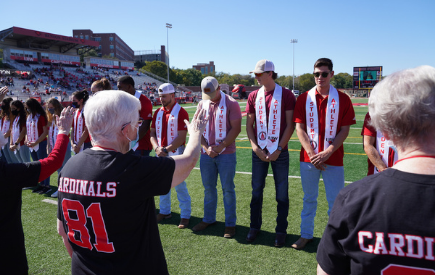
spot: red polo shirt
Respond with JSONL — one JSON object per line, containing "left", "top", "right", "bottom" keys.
{"left": 151, "top": 104, "right": 189, "bottom": 147}
{"left": 293, "top": 89, "right": 356, "bottom": 166}
{"left": 137, "top": 94, "right": 153, "bottom": 150}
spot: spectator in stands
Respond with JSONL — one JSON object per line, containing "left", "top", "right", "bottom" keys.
{"left": 71, "top": 90, "right": 91, "bottom": 154}
{"left": 91, "top": 77, "right": 112, "bottom": 95}
{"left": 1, "top": 96, "right": 15, "bottom": 163}
{"left": 46, "top": 97, "right": 71, "bottom": 198}
{"left": 9, "top": 100, "right": 31, "bottom": 163}
{"left": 25, "top": 98, "right": 51, "bottom": 194}
{"left": 117, "top": 76, "right": 153, "bottom": 156}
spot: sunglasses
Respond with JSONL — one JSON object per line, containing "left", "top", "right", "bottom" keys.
{"left": 313, "top": 72, "right": 330, "bottom": 78}
{"left": 254, "top": 73, "right": 264, "bottom": 77}
{"left": 121, "top": 118, "right": 144, "bottom": 131}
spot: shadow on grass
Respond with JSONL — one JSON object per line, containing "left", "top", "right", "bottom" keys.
{"left": 156, "top": 210, "right": 319, "bottom": 252}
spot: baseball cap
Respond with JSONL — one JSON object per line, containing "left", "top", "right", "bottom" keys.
{"left": 201, "top": 76, "right": 219, "bottom": 100}
{"left": 158, "top": 83, "right": 175, "bottom": 95}
{"left": 249, "top": 59, "right": 275, "bottom": 74}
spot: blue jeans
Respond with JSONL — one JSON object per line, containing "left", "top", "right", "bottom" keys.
{"left": 250, "top": 150, "right": 289, "bottom": 234}
{"left": 200, "top": 152, "right": 237, "bottom": 227}
{"left": 134, "top": 149, "right": 150, "bottom": 156}
{"left": 30, "top": 140, "right": 50, "bottom": 187}
{"left": 11, "top": 144, "right": 31, "bottom": 163}
{"left": 159, "top": 181, "right": 191, "bottom": 219}
{"left": 2, "top": 137, "right": 16, "bottom": 163}
{"left": 299, "top": 162, "right": 344, "bottom": 239}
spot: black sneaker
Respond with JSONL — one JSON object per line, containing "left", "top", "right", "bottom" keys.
{"left": 38, "top": 186, "right": 51, "bottom": 194}
{"left": 32, "top": 185, "right": 44, "bottom": 193}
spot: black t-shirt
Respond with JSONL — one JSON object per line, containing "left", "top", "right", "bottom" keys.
{"left": 317, "top": 168, "right": 435, "bottom": 275}
{"left": 57, "top": 149, "right": 175, "bottom": 275}
{"left": 0, "top": 161, "right": 40, "bottom": 275}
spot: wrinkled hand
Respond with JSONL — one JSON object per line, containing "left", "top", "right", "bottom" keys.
{"left": 254, "top": 147, "right": 269, "bottom": 162}
{"left": 266, "top": 150, "right": 280, "bottom": 162}
{"left": 186, "top": 109, "right": 208, "bottom": 135}
{"left": 0, "top": 86, "right": 8, "bottom": 101}
{"left": 57, "top": 107, "right": 74, "bottom": 134}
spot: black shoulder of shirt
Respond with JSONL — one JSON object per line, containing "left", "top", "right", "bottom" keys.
{"left": 0, "top": 161, "right": 40, "bottom": 189}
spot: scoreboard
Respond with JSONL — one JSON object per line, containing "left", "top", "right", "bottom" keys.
{"left": 353, "top": 66, "right": 383, "bottom": 89}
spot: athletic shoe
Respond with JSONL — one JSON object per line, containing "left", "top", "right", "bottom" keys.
{"left": 38, "top": 186, "right": 51, "bottom": 194}
{"left": 51, "top": 190, "right": 58, "bottom": 198}
{"left": 32, "top": 185, "right": 44, "bottom": 193}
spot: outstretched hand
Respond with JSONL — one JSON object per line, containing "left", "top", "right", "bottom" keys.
{"left": 57, "top": 107, "right": 75, "bottom": 135}
{"left": 0, "top": 86, "right": 9, "bottom": 102}
{"left": 184, "top": 108, "right": 208, "bottom": 135}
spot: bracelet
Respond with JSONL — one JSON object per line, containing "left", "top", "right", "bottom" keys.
{"left": 14, "top": 142, "right": 19, "bottom": 145}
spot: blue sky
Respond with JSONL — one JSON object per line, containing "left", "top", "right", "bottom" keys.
{"left": 1, "top": 0, "right": 434, "bottom": 77}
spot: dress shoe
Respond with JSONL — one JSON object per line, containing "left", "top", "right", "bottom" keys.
{"left": 246, "top": 228, "right": 260, "bottom": 242}
{"left": 291, "top": 237, "right": 313, "bottom": 250}
{"left": 178, "top": 218, "right": 190, "bottom": 229}
{"left": 274, "top": 233, "right": 287, "bottom": 247}
{"left": 192, "top": 221, "right": 216, "bottom": 232}
{"left": 156, "top": 213, "right": 172, "bottom": 222}
{"left": 224, "top": 226, "right": 236, "bottom": 238}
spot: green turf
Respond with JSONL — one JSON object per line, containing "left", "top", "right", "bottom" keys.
{"left": 21, "top": 98, "right": 369, "bottom": 274}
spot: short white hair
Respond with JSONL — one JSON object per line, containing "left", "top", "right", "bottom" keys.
{"left": 84, "top": 90, "right": 141, "bottom": 145}
{"left": 369, "top": 65, "right": 435, "bottom": 148}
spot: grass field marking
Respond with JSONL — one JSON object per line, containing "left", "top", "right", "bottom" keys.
{"left": 192, "top": 167, "right": 353, "bottom": 184}
{"left": 42, "top": 199, "right": 58, "bottom": 205}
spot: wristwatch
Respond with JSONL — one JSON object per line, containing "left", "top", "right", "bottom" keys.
{"left": 162, "top": 147, "right": 168, "bottom": 154}
{"left": 277, "top": 146, "right": 283, "bottom": 151}
{"left": 15, "top": 142, "right": 19, "bottom": 146}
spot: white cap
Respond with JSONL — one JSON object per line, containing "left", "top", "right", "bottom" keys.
{"left": 158, "top": 83, "right": 175, "bottom": 95}
{"left": 201, "top": 76, "right": 219, "bottom": 100}
{"left": 249, "top": 59, "right": 275, "bottom": 74}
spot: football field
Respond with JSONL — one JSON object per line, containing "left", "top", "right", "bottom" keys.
{"left": 21, "top": 98, "right": 369, "bottom": 274}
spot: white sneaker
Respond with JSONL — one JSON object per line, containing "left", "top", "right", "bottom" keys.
{"left": 51, "top": 190, "right": 58, "bottom": 198}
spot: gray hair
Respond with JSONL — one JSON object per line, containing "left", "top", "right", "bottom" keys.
{"left": 369, "top": 65, "right": 435, "bottom": 148}
{"left": 84, "top": 90, "right": 141, "bottom": 145}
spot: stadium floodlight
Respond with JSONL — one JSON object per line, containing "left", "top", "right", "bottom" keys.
{"left": 166, "top": 23, "right": 172, "bottom": 83}
{"left": 290, "top": 39, "right": 298, "bottom": 92}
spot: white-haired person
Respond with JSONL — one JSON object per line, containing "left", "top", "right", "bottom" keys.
{"left": 317, "top": 65, "right": 435, "bottom": 274}
{"left": 57, "top": 90, "right": 207, "bottom": 275}
{"left": 0, "top": 83, "right": 74, "bottom": 275}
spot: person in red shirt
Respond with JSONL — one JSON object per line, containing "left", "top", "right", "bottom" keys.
{"left": 25, "top": 98, "right": 51, "bottom": 194}
{"left": 117, "top": 76, "right": 153, "bottom": 156}
{"left": 361, "top": 112, "right": 397, "bottom": 175}
{"left": 71, "top": 90, "right": 91, "bottom": 154}
{"left": 150, "top": 83, "right": 191, "bottom": 229}
{"left": 245, "top": 60, "right": 296, "bottom": 247}
{"left": 292, "top": 58, "right": 356, "bottom": 250}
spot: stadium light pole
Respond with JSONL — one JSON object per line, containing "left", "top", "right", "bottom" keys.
{"left": 290, "top": 39, "right": 298, "bottom": 91}
{"left": 166, "top": 23, "right": 172, "bottom": 83}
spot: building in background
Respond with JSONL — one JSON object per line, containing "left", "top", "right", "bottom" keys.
{"left": 73, "top": 29, "right": 134, "bottom": 61}
{"left": 193, "top": 62, "right": 215, "bottom": 74}
{"left": 134, "top": 46, "right": 168, "bottom": 66}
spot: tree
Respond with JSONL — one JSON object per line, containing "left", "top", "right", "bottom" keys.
{"left": 298, "top": 73, "right": 316, "bottom": 92}
{"left": 174, "top": 68, "right": 203, "bottom": 86}
{"left": 276, "top": 75, "right": 294, "bottom": 89}
{"left": 331, "top": 72, "right": 353, "bottom": 89}
{"left": 78, "top": 48, "right": 98, "bottom": 62}
{"left": 141, "top": 61, "right": 176, "bottom": 82}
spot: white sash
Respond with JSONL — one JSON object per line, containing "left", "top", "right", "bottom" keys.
{"left": 1, "top": 118, "right": 10, "bottom": 135}
{"left": 255, "top": 84, "right": 282, "bottom": 154}
{"left": 49, "top": 118, "right": 59, "bottom": 149}
{"left": 156, "top": 103, "right": 182, "bottom": 156}
{"left": 26, "top": 114, "right": 40, "bottom": 152}
{"left": 11, "top": 116, "right": 21, "bottom": 153}
{"left": 306, "top": 84, "right": 339, "bottom": 154}
{"left": 132, "top": 90, "right": 142, "bottom": 151}
{"left": 375, "top": 131, "right": 397, "bottom": 174}
{"left": 202, "top": 91, "right": 227, "bottom": 154}
{"left": 73, "top": 110, "right": 84, "bottom": 153}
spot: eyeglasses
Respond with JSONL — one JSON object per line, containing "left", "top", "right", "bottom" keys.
{"left": 313, "top": 72, "right": 330, "bottom": 78}
{"left": 121, "top": 118, "right": 144, "bottom": 131}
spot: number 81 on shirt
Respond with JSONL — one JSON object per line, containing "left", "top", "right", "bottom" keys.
{"left": 62, "top": 199, "right": 115, "bottom": 253}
